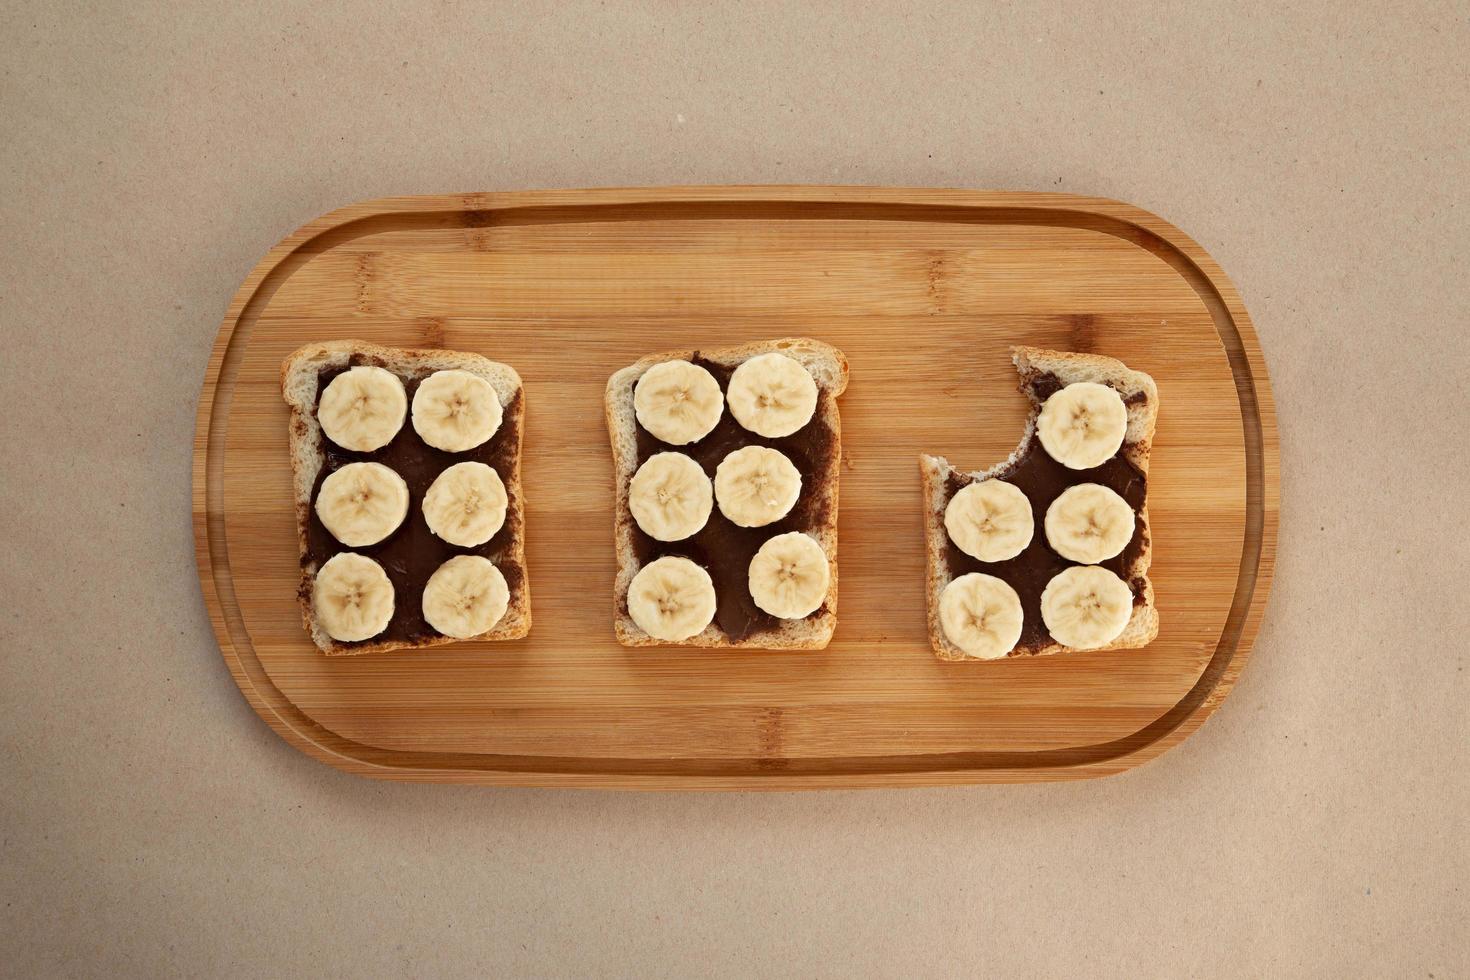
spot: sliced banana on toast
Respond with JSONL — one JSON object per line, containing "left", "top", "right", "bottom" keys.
{"left": 315, "top": 462, "right": 410, "bottom": 546}
{"left": 314, "top": 553, "right": 395, "bottom": 642}
{"left": 1040, "top": 565, "right": 1133, "bottom": 649}
{"left": 412, "top": 369, "right": 503, "bottom": 452}
{"left": 1044, "top": 483, "right": 1134, "bottom": 564}
{"left": 421, "top": 555, "right": 510, "bottom": 639}
{"left": 1036, "top": 381, "right": 1128, "bottom": 470}
{"left": 939, "top": 573, "right": 1024, "bottom": 660}
{"left": 726, "top": 352, "right": 819, "bottom": 438}
{"left": 630, "top": 452, "right": 714, "bottom": 541}
{"left": 634, "top": 359, "right": 724, "bottom": 445}
{"left": 944, "top": 479, "right": 1033, "bottom": 562}
{"left": 715, "top": 446, "right": 802, "bottom": 527}
{"left": 627, "top": 556, "right": 717, "bottom": 641}
{"left": 423, "top": 461, "right": 507, "bottom": 548}
{"left": 318, "top": 366, "right": 407, "bottom": 451}
{"left": 748, "top": 531, "right": 829, "bottom": 619}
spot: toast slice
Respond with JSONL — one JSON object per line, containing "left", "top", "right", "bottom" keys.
{"left": 606, "top": 338, "right": 849, "bottom": 649}
{"left": 920, "top": 346, "right": 1159, "bottom": 660}
{"left": 282, "top": 339, "right": 530, "bottom": 655}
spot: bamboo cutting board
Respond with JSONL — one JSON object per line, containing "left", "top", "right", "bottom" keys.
{"left": 193, "top": 186, "right": 1277, "bottom": 788}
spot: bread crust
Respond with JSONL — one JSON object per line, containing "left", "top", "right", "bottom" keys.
{"left": 281, "top": 339, "right": 530, "bottom": 655}
{"left": 605, "top": 338, "right": 849, "bottom": 649}
{"left": 921, "top": 346, "right": 1159, "bottom": 661}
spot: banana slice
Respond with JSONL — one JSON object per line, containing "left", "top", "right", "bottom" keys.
{"left": 944, "top": 480, "right": 1034, "bottom": 562}
{"left": 634, "top": 360, "right": 724, "bottom": 445}
{"left": 411, "top": 369, "right": 503, "bottom": 452}
{"left": 313, "top": 552, "right": 394, "bottom": 642}
{"left": 714, "top": 446, "right": 802, "bottom": 527}
{"left": 627, "top": 556, "right": 717, "bottom": 641}
{"left": 318, "top": 366, "right": 407, "bottom": 452}
{"left": 1045, "top": 483, "right": 1135, "bottom": 563}
{"left": 629, "top": 452, "right": 713, "bottom": 542}
{"left": 726, "top": 352, "right": 819, "bottom": 438}
{"left": 422, "top": 461, "right": 508, "bottom": 547}
{"left": 938, "top": 572, "right": 1024, "bottom": 659}
{"left": 315, "top": 462, "right": 410, "bottom": 547}
{"left": 1036, "top": 381, "right": 1128, "bottom": 470}
{"left": 1040, "top": 565, "right": 1133, "bottom": 649}
{"left": 422, "top": 555, "right": 509, "bottom": 639}
{"left": 748, "top": 531, "right": 829, "bottom": 619}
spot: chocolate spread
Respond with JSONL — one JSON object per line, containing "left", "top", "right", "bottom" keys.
{"left": 630, "top": 355, "right": 836, "bottom": 643}
{"left": 941, "top": 371, "right": 1149, "bottom": 653}
{"left": 300, "top": 356, "right": 524, "bottom": 646}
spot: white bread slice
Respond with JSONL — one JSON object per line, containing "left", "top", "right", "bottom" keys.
{"left": 282, "top": 339, "right": 530, "bottom": 655}
{"left": 921, "top": 346, "right": 1159, "bottom": 661}
{"left": 606, "top": 338, "right": 849, "bottom": 649}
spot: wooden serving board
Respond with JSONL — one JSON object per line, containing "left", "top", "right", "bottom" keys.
{"left": 194, "top": 187, "right": 1277, "bottom": 788}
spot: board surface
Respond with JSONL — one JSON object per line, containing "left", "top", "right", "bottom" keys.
{"left": 193, "top": 186, "right": 1278, "bottom": 788}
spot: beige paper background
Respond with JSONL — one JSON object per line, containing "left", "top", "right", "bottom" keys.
{"left": 2, "top": 2, "right": 1466, "bottom": 976}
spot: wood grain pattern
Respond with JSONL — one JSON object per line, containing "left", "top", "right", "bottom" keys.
{"left": 193, "top": 187, "right": 1278, "bottom": 788}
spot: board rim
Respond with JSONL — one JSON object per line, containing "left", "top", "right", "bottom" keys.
{"left": 192, "top": 186, "right": 1278, "bottom": 789}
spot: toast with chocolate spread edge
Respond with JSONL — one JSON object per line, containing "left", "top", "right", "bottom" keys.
{"left": 920, "top": 346, "right": 1160, "bottom": 661}
{"left": 605, "top": 338, "right": 849, "bottom": 649}
{"left": 281, "top": 339, "right": 531, "bottom": 655}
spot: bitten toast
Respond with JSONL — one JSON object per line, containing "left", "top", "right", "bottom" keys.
{"left": 921, "top": 346, "right": 1159, "bottom": 660}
